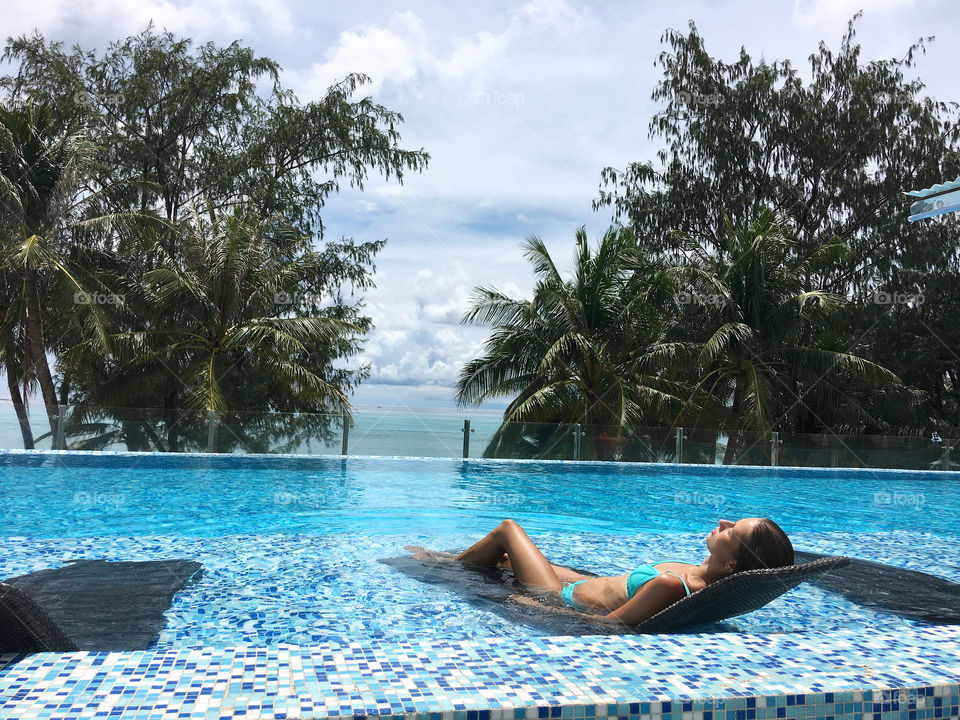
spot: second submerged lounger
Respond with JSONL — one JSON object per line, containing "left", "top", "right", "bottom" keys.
{"left": 0, "top": 559, "right": 204, "bottom": 654}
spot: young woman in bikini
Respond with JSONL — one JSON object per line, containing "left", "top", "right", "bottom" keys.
{"left": 406, "top": 517, "right": 793, "bottom": 626}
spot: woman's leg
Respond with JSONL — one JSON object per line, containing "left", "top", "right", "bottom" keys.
{"left": 496, "top": 554, "right": 589, "bottom": 584}
{"left": 456, "top": 519, "right": 563, "bottom": 591}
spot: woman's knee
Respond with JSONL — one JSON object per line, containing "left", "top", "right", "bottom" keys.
{"left": 498, "top": 518, "right": 519, "bottom": 533}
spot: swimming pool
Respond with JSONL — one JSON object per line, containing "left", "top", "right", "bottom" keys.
{"left": 3, "top": 450, "right": 960, "bottom": 720}
{"left": 0, "top": 451, "right": 957, "bottom": 646}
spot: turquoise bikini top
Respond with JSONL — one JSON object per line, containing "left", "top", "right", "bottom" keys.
{"left": 627, "top": 561, "right": 692, "bottom": 598}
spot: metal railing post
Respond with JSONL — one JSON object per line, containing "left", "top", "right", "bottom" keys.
{"left": 206, "top": 409, "right": 216, "bottom": 453}
{"left": 573, "top": 423, "right": 581, "bottom": 460}
{"left": 55, "top": 404, "right": 66, "bottom": 450}
{"left": 771, "top": 432, "right": 779, "bottom": 467}
{"left": 676, "top": 427, "right": 684, "bottom": 464}
{"left": 462, "top": 419, "right": 471, "bottom": 458}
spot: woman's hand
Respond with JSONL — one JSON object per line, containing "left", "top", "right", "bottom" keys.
{"left": 508, "top": 593, "right": 541, "bottom": 607}
{"left": 404, "top": 545, "right": 457, "bottom": 562}
{"left": 507, "top": 593, "right": 623, "bottom": 627}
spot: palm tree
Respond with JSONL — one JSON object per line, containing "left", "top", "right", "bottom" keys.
{"left": 457, "top": 225, "right": 691, "bottom": 457}
{"left": 96, "top": 200, "right": 362, "bottom": 451}
{"left": 0, "top": 101, "right": 153, "bottom": 443}
{"left": 669, "top": 209, "right": 906, "bottom": 463}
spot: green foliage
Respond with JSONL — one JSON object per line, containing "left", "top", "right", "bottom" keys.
{"left": 593, "top": 14, "right": 960, "bottom": 437}
{"left": 0, "top": 27, "right": 428, "bottom": 450}
{"left": 457, "top": 225, "right": 694, "bottom": 448}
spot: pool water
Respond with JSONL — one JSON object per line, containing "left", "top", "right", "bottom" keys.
{"left": 1, "top": 452, "right": 957, "bottom": 647}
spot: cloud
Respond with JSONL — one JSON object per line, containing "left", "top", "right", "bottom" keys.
{"left": 285, "top": 11, "right": 429, "bottom": 99}
{"left": 791, "top": 0, "right": 916, "bottom": 30}
{"left": 6, "top": 0, "right": 294, "bottom": 43}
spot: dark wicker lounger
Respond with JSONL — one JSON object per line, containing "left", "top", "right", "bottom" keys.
{"left": 380, "top": 552, "right": 853, "bottom": 634}
{"left": 633, "top": 555, "right": 850, "bottom": 632}
{"left": 0, "top": 582, "right": 77, "bottom": 652}
{"left": 1, "top": 559, "right": 203, "bottom": 654}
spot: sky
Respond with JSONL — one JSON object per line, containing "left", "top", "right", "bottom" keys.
{"left": 3, "top": 0, "right": 958, "bottom": 413}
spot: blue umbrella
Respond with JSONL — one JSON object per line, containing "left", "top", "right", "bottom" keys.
{"left": 906, "top": 176, "right": 960, "bottom": 221}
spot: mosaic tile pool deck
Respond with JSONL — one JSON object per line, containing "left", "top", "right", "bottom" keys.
{"left": 2, "top": 626, "right": 960, "bottom": 719}
{"left": 2, "top": 451, "right": 959, "bottom": 719}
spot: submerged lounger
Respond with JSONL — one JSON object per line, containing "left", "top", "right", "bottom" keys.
{"left": 793, "top": 550, "right": 960, "bottom": 624}
{"left": 380, "top": 552, "right": 851, "bottom": 633}
{"left": 0, "top": 559, "right": 203, "bottom": 653}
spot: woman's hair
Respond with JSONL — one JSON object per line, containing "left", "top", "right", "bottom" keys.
{"left": 733, "top": 517, "right": 794, "bottom": 573}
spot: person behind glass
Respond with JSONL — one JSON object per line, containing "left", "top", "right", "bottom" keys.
{"left": 409, "top": 517, "right": 793, "bottom": 626}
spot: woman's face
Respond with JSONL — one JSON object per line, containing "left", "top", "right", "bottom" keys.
{"left": 705, "top": 517, "right": 762, "bottom": 569}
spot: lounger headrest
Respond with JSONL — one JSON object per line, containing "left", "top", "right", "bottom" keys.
{"left": 634, "top": 555, "right": 851, "bottom": 633}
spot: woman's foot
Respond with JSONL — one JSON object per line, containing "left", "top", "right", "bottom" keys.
{"left": 404, "top": 545, "right": 458, "bottom": 562}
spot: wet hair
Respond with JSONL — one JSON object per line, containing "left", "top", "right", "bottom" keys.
{"left": 733, "top": 517, "right": 794, "bottom": 573}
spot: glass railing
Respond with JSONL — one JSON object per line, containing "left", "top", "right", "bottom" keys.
{"left": 0, "top": 399, "right": 954, "bottom": 470}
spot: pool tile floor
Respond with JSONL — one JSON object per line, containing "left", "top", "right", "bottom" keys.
{"left": 2, "top": 626, "right": 960, "bottom": 719}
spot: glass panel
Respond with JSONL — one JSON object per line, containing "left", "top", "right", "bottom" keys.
{"left": 479, "top": 420, "right": 576, "bottom": 460}
{"left": 61, "top": 405, "right": 211, "bottom": 453}
{"left": 0, "top": 398, "right": 954, "bottom": 468}
{"left": 682, "top": 427, "right": 722, "bottom": 465}
{"left": 777, "top": 432, "right": 944, "bottom": 470}
{"left": 216, "top": 409, "right": 341, "bottom": 455}
{"left": 0, "top": 402, "right": 43, "bottom": 450}
{"left": 346, "top": 409, "right": 464, "bottom": 458}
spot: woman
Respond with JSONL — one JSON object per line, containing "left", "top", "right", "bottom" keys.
{"left": 406, "top": 516, "right": 793, "bottom": 626}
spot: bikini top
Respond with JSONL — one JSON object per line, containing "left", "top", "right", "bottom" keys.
{"left": 627, "top": 561, "right": 692, "bottom": 598}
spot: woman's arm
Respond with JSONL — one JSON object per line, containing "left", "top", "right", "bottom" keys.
{"left": 510, "top": 573, "right": 686, "bottom": 628}
{"left": 604, "top": 573, "right": 687, "bottom": 625}
{"left": 509, "top": 594, "right": 620, "bottom": 624}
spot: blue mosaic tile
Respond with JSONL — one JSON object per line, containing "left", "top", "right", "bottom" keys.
{"left": 1, "top": 627, "right": 959, "bottom": 719}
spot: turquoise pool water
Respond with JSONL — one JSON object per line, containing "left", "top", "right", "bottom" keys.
{"left": 1, "top": 452, "right": 957, "bottom": 647}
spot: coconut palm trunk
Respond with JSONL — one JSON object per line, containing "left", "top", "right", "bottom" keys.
{"left": 4, "top": 331, "right": 34, "bottom": 449}
{"left": 22, "top": 265, "right": 60, "bottom": 438}
{"left": 723, "top": 373, "right": 746, "bottom": 465}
